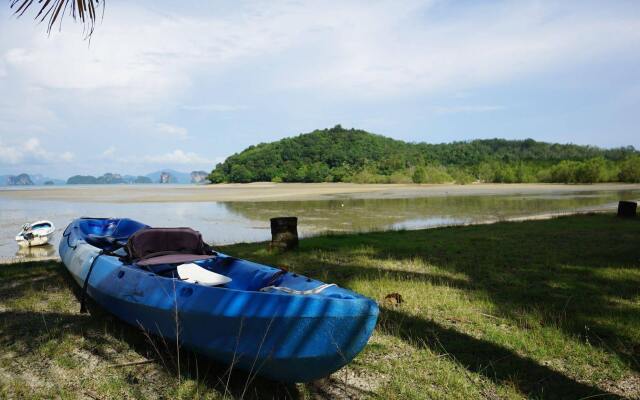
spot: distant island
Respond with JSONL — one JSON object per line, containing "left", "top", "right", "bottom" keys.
{"left": 66, "top": 173, "right": 152, "bottom": 185}
{"left": 0, "top": 173, "right": 67, "bottom": 186}
{"left": 0, "top": 169, "right": 204, "bottom": 186}
{"left": 66, "top": 170, "right": 206, "bottom": 185}
{"left": 1, "top": 173, "right": 34, "bottom": 186}
{"left": 208, "top": 125, "right": 640, "bottom": 184}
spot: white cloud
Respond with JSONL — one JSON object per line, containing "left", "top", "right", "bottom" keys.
{"left": 3, "top": 1, "right": 635, "bottom": 103}
{"left": 5, "top": 48, "right": 30, "bottom": 64}
{"left": 181, "top": 104, "right": 247, "bottom": 112}
{"left": 142, "top": 149, "right": 213, "bottom": 166}
{"left": 102, "top": 146, "right": 116, "bottom": 157}
{"left": 433, "top": 105, "right": 505, "bottom": 115}
{"left": 0, "top": 137, "right": 74, "bottom": 165}
{"left": 60, "top": 152, "right": 74, "bottom": 162}
{"left": 0, "top": 142, "right": 23, "bottom": 164}
{"left": 155, "top": 123, "right": 188, "bottom": 139}
{"left": 279, "top": 2, "right": 640, "bottom": 97}
{"left": 0, "top": 95, "right": 62, "bottom": 136}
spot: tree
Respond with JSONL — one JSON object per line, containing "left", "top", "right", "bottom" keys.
{"left": 412, "top": 166, "right": 427, "bottom": 183}
{"left": 11, "top": 0, "right": 104, "bottom": 38}
{"left": 575, "top": 157, "right": 606, "bottom": 183}
{"left": 303, "top": 163, "right": 331, "bottom": 182}
{"left": 550, "top": 161, "right": 579, "bottom": 183}
{"left": 619, "top": 156, "right": 640, "bottom": 183}
{"left": 229, "top": 165, "right": 254, "bottom": 183}
{"left": 207, "top": 169, "right": 226, "bottom": 184}
{"left": 477, "top": 162, "right": 495, "bottom": 183}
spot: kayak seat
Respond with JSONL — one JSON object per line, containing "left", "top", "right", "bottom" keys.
{"left": 137, "top": 253, "right": 216, "bottom": 266}
{"left": 126, "top": 227, "right": 216, "bottom": 267}
{"left": 177, "top": 263, "right": 232, "bottom": 287}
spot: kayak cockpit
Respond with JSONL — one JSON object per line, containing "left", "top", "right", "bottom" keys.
{"left": 78, "top": 218, "right": 149, "bottom": 250}
{"left": 134, "top": 256, "right": 354, "bottom": 298}
{"left": 71, "top": 218, "right": 357, "bottom": 299}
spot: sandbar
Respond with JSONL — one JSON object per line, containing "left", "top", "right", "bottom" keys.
{"left": 1, "top": 182, "right": 639, "bottom": 203}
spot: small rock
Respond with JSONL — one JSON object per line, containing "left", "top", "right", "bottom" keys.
{"left": 383, "top": 292, "right": 404, "bottom": 306}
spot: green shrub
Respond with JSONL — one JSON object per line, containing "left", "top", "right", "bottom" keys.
{"left": 550, "top": 161, "right": 580, "bottom": 183}
{"left": 229, "top": 165, "right": 254, "bottom": 183}
{"left": 619, "top": 156, "right": 640, "bottom": 182}
{"left": 575, "top": 157, "right": 606, "bottom": 183}
{"left": 412, "top": 166, "right": 427, "bottom": 183}
{"left": 388, "top": 171, "right": 412, "bottom": 184}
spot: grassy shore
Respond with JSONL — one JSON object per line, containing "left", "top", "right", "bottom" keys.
{"left": 1, "top": 214, "right": 639, "bottom": 399}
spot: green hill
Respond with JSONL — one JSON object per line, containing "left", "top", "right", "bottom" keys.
{"left": 208, "top": 125, "right": 640, "bottom": 184}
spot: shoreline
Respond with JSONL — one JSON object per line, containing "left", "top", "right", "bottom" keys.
{"left": 1, "top": 182, "right": 639, "bottom": 203}
{"left": 0, "top": 207, "right": 618, "bottom": 265}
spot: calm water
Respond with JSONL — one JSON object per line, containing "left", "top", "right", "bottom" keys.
{"left": 1, "top": 188, "right": 638, "bottom": 261}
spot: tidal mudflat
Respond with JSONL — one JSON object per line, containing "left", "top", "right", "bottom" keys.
{"left": 1, "top": 183, "right": 638, "bottom": 262}
{"left": 2, "top": 182, "right": 640, "bottom": 203}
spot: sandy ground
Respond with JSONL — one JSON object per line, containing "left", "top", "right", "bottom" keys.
{"left": 1, "top": 182, "right": 639, "bottom": 203}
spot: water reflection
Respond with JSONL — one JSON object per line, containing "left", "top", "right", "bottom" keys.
{"left": 0, "top": 189, "right": 638, "bottom": 261}
{"left": 223, "top": 190, "right": 640, "bottom": 233}
{"left": 14, "top": 244, "right": 57, "bottom": 260}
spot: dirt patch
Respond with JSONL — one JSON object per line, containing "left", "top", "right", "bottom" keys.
{"left": 600, "top": 375, "right": 640, "bottom": 399}
{"left": 309, "top": 366, "right": 386, "bottom": 399}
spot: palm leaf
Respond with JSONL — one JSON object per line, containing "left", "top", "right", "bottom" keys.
{"left": 10, "top": 0, "right": 105, "bottom": 37}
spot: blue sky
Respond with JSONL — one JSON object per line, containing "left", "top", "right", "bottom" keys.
{"left": 0, "top": 0, "right": 639, "bottom": 178}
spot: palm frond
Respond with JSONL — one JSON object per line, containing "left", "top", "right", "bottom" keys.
{"left": 10, "top": 0, "right": 105, "bottom": 38}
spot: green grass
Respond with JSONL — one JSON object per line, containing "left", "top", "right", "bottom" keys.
{"left": 1, "top": 214, "right": 639, "bottom": 399}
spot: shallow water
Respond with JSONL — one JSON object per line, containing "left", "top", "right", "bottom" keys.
{"left": 0, "top": 187, "right": 638, "bottom": 261}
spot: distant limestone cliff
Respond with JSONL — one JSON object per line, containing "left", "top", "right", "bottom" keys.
{"left": 134, "top": 176, "right": 152, "bottom": 184}
{"left": 97, "top": 173, "right": 125, "bottom": 184}
{"left": 0, "top": 174, "right": 64, "bottom": 186}
{"left": 190, "top": 170, "right": 208, "bottom": 184}
{"left": 50, "top": 169, "right": 193, "bottom": 185}
{"left": 159, "top": 171, "right": 174, "bottom": 183}
{"left": 67, "top": 173, "right": 152, "bottom": 184}
{"left": 67, "top": 175, "right": 98, "bottom": 184}
{"left": 3, "top": 173, "right": 34, "bottom": 186}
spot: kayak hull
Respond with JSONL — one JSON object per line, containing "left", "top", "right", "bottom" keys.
{"left": 59, "top": 218, "right": 378, "bottom": 383}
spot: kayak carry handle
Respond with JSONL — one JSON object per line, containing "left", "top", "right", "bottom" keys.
{"left": 80, "top": 250, "right": 104, "bottom": 314}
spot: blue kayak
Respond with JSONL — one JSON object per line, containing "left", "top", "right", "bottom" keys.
{"left": 59, "top": 217, "right": 379, "bottom": 383}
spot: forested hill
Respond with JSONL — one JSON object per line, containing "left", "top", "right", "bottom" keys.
{"left": 208, "top": 125, "right": 640, "bottom": 184}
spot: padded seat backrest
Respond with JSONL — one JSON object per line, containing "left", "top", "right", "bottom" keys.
{"left": 127, "top": 227, "right": 209, "bottom": 260}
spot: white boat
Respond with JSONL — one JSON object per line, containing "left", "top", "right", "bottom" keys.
{"left": 15, "top": 220, "right": 55, "bottom": 247}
